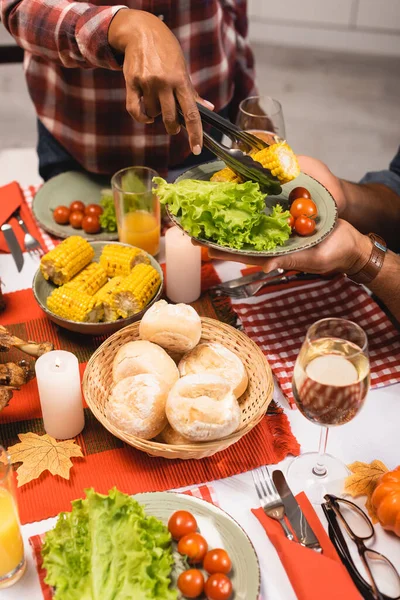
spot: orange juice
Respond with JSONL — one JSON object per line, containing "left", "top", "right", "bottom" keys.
{"left": 0, "top": 489, "right": 24, "bottom": 578}
{"left": 119, "top": 211, "right": 160, "bottom": 256}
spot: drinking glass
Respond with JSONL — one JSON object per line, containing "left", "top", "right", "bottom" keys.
{"left": 111, "top": 166, "right": 160, "bottom": 256}
{"left": 0, "top": 446, "right": 26, "bottom": 589}
{"left": 236, "top": 95, "right": 286, "bottom": 146}
{"left": 287, "top": 318, "right": 370, "bottom": 504}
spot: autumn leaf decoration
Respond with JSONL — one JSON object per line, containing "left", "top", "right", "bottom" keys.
{"left": 344, "top": 460, "right": 389, "bottom": 522}
{"left": 8, "top": 432, "right": 83, "bottom": 487}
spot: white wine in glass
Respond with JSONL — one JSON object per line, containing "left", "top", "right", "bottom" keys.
{"left": 287, "top": 318, "right": 370, "bottom": 504}
{"left": 236, "top": 96, "right": 286, "bottom": 147}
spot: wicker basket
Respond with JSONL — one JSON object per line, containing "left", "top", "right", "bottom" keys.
{"left": 82, "top": 317, "right": 274, "bottom": 460}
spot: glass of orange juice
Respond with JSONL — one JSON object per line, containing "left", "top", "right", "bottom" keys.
{"left": 111, "top": 166, "right": 160, "bottom": 256}
{"left": 0, "top": 446, "right": 26, "bottom": 589}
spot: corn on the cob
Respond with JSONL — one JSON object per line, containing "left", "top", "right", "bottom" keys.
{"left": 100, "top": 244, "right": 149, "bottom": 278}
{"left": 47, "top": 287, "right": 103, "bottom": 323}
{"left": 113, "top": 264, "right": 161, "bottom": 318}
{"left": 94, "top": 276, "right": 124, "bottom": 321}
{"left": 252, "top": 142, "right": 300, "bottom": 184}
{"left": 210, "top": 167, "right": 242, "bottom": 183}
{"left": 40, "top": 237, "right": 94, "bottom": 285}
{"left": 64, "top": 262, "right": 107, "bottom": 296}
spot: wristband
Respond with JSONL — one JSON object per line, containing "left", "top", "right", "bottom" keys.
{"left": 347, "top": 233, "right": 387, "bottom": 285}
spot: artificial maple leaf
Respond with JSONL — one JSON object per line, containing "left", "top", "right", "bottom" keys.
{"left": 344, "top": 460, "right": 388, "bottom": 520}
{"left": 7, "top": 432, "right": 83, "bottom": 487}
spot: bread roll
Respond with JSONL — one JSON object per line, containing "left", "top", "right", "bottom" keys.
{"left": 166, "top": 373, "right": 241, "bottom": 442}
{"left": 179, "top": 342, "right": 248, "bottom": 398}
{"left": 157, "top": 423, "right": 192, "bottom": 445}
{"left": 112, "top": 340, "right": 179, "bottom": 388}
{"left": 139, "top": 300, "right": 201, "bottom": 353}
{"left": 106, "top": 374, "right": 168, "bottom": 439}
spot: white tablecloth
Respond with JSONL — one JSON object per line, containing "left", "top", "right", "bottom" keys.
{"left": 1, "top": 249, "right": 399, "bottom": 600}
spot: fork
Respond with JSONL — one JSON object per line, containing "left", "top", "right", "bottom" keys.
{"left": 252, "top": 466, "right": 294, "bottom": 540}
{"left": 14, "top": 210, "right": 43, "bottom": 257}
{"left": 220, "top": 272, "right": 321, "bottom": 299}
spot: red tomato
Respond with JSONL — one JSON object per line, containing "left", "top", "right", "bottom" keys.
{"left": 288, "top": 186, "right": 311, "bottom": 203}
{"left": 290, "top": 198, "right": 317, "bottom": 219}
{"left": 82, "top": 214, "right": 101, "bottom": 234}
{"left": 69, "top": 210, "right": 84, "bottom": 229}
{"left": 177, "top": 569, "right": 204, "bottom": 598}
{"left": 53, "top": 205, "right": 70, "bottom": 225}
{"left": 201, "top": 246, "right": 212, "bottom": 262}
{"left": 84, "top": 204, "right": 103, "bottom": 216}
{"left": 287, "top": 214, "right": 294, "bottom": 229}
{"left": 70, "top": 201, "right": 85, "bottom": 213}
{"left": 204, "top": 573, "right": 233, "bottom": 600}
{"left": 178, "top": 533, "right": 208, "bottom": 564}
{"left": 294, "top": 216, "right": 316, "bottom": 236}
{"left": 203, "top": 549, "right": 232, "bottom": 575}
{"left": 168, "top": 511, "right": 198, "bottom": 540}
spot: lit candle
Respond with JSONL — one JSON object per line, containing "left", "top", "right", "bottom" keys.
{"left": 35, "top": 351, "right": 84, "bottom": 439}
{"left": 165, "top": 226, "right": 201, "bottom": 303}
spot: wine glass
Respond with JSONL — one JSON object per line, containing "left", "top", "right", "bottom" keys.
{"left": 236, "top": 95, "right": 286, "bottom": 146}
{"left": 287, "top": 318, "right": 370, "bottom": 504}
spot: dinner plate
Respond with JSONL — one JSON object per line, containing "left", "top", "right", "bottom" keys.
{"left": 32, "top": 171, "right": 118, "bottom": 241}
{"left": 134, "top": 491, "right": 261, "bottom": 599}
{"left": 170, "top": 160, "right": 338, "bottom": 258}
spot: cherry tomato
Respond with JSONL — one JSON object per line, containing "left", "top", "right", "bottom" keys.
{"left": 294, "top": 216, "right": 316, "bottom": 236}
{"left": 290, "top": 198, "right": 317, "bottom": 219}
{"left": 84, "top": 204, "right": 103, "bottom": 217}
{"left": 204, "top": 573, "right": 233, "bottom": 600}
{"left": 168, "top": 511, "right": 198, "bottom": 540}
{"left": 53, "top": 205, "right": 70, "bottom": 225}
{"left": 287, "top": 214, "right": 295, "bottom": 229}
{"left": 288, "top": 186, "right": 311, "bottom": 203}
{"left": 177, "top": 569, "right": 204, "bottom": 598}
{"left": 69, "top": 210, "right": 84, "bottom": 229}
{"left": 178, "top": 533, "right": 208, "bottom": 564}
{"left": 203, "top": 549, "right": 232, "bottom": 575}
{"left": 82, "top": 214, "right": 101, "bottom": 234}
{"left": 201, "top": 246, "right": 212, "bottom": 262}
{"left": 70, "top": 201, "right": 85, "bottom": 213}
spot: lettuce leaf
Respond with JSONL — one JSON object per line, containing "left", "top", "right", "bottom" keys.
{"left": 42, "top": 488, "right": 177, "bottom": 600}
{"left": 154, "top": 177, "right": 291, "bottom": 251}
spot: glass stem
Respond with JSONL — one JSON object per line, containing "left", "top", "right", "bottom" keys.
{"left": 312, "top": 427, "right": 329, "bottom": 477}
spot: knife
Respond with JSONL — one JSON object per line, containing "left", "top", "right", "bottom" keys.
{"left": 210, "top": 268, "right": 284, "bottom": 290}
{"left": 273, "top": 470, "right": 322, "bottom": 552}
{"left": 1, "top": 224, "right": 24, "bottom": 272}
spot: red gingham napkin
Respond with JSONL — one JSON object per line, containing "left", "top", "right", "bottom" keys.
{"left": 22, "top": 185, "right": 57, "bottom": 252}
{"left": 232, "top": 275, "right": 400, "bottom": 407}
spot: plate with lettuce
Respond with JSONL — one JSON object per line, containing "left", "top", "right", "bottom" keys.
{"left": 41, "top": 488, "right": 260, "bottom": 600}
{"left": 154, "top": 160, "right": 337, "bottom": 258}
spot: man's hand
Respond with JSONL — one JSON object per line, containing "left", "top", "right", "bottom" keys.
{"left": 297, "top": 156, "right": 346, "bottom": 215}
{"left": 108, "top": 9, "right": 212, "bottom": 154}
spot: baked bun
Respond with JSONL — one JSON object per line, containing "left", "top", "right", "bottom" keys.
{"left": 139, "top": 300, "right": 201, "bottom": 353}
{"left": 179, "top": 342, "right": 248, "bottom": 398}
{"left": 157, "top": 423, "right": 192, "bottom": 445}
{"left": 112, "top": 340, "right": 179, "bottom": 388}
{"left": 166, "top": 374, "right": 241, "bottom": 442}
{"left": 106, "top": 374, "right": 168, "bottom": 439}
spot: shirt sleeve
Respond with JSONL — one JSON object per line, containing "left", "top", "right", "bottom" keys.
{"left": 0, "top": 0, "right": 128, "bottom": 70}
{"left": 359, "top": 146, "right": 400, "bottom": 197}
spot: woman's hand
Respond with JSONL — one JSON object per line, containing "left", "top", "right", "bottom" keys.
{"left": 108, "top": 9, "right": 212, "bottom": 154}
{"left": 297, "top": 156, "right": 346, "bottom": 215}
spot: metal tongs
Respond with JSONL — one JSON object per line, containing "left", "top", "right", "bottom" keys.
{"left": 177, "top": 103, "right": 282, "bottom": 195}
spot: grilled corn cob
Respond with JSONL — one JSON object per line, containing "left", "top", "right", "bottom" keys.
{"left": 252, "top": 142, "right": 300, "bottom": 184}
{"left": 40, "top": 237, "right": 94, "bottom": 285}
{"left": 94, "top": 276, "right": 124, "bottom": 321}
{"left": 100, "top": 244, "right": 149, "bottom": 277}
{"left": 114, "top": 264, "right": 161, "bottom": 318}
{"left": 64, "top": 262, "right": 107, "bottom": 296}
{"left": 47, "top": 287, "right": 103, "bottom": 323}
{"left": 210, "top": 167, "right": 242, "bottom": 183}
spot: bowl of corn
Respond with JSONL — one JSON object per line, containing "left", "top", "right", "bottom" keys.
{"left": 33, "top": 237, "right": 164, "bottom": 335}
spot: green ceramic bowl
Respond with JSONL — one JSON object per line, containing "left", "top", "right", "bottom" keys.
{"left": 33, "top": 241, "right": 164, "bottom": 335}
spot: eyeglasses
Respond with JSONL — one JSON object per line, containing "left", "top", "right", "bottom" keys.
{"left": 322, "top": 494, "right": 400, "bottom": 600}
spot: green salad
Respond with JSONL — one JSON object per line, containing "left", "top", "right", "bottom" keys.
{"left": 154, "top": 177, "right": 291, "bottom": 251}
{"left": 42, "top": 488, "right": 177, "bottom": 600}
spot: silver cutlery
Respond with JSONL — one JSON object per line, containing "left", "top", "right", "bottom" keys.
{"left": 273, "top": 470, "right": 322, "bottom": 552}
{"left": 1, "top": 224, "right": 24, "bottom": 272}
{"left": 210, "top": 269, "right": 284, "bottom": 292}
{"left": 220, "top": 273, "right": 321, "bottom": 299}
{"left": 14, "top": 210, "right": 43, "bottom": 257}
{"left": 252, "top": 466, "right": 294, "bottom": 541}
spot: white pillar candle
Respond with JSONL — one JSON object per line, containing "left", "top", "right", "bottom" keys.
{"left": 35, "top": 351, "right": 84, "bottom": 440}
{"left": 165, "top": 226, "right": 201, "bottom": 303}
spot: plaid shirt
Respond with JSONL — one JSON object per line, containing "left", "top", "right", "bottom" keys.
{"left": 1, "top": 0, "right": 256, "bottom": 176}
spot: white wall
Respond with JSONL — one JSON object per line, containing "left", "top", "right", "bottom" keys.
{"left": 248, "top": 0, "right": 400, "bottom": 57}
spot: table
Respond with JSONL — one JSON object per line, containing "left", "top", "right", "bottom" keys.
{"left": 1, "top": 244, "right": 399, "bottom": 600}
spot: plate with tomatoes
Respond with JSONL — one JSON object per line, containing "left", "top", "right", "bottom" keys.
{"left": 32, "top": 171, "right": 119, "bottom": 241}
{"left": 136, "top": 491, "right": 260, "bottom": 599}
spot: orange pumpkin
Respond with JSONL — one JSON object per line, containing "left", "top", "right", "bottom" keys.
{"left": 371, "top": 466, "right": 400, "bottom": 536}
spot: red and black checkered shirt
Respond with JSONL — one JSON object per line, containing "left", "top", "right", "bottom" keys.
{"left": 1, "top": 0, "right": 256, "bottom": 176}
